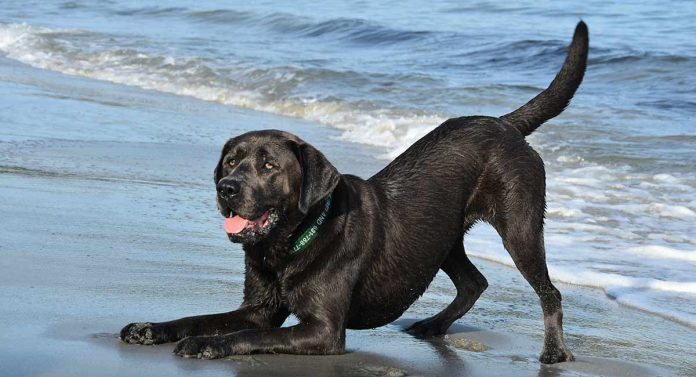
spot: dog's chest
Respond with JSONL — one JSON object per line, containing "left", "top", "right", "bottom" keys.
{"left": 257, "top": 257, "right": 302, "bottom": 307}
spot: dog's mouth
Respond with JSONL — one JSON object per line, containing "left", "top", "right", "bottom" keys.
{"left": 223, "top": 209, "right": 280, "bottom": 244}
{"left": 224, "top": 211, "right": 270, "bottom": 234}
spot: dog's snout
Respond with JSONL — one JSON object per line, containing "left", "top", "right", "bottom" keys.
{"left": 217, "top": 180, "right": 240, "bottom": 198}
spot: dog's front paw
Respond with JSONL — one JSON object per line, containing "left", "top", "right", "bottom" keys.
{"left": 173, "top": 336, "right": 230, "bottom": 359}
{"left": 120, "top": 322, "right": 171, "bottom": 345}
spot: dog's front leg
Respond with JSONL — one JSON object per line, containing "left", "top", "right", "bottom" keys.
{"left": 173, "top": 321, "right": 344, "bottom": 359}
{"left": 120, "top": 305, "right": 288, "bottom": 345}
{"left": 173, "top": 262, "right": 357, "bottom": 359}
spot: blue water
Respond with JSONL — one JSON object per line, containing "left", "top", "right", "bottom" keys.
{"left": 1, "top": 1, "right": 694, "bottom": 326}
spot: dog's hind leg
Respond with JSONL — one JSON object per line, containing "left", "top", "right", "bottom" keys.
{"left": 406, "top": 240, "right": 488, "bottom": 338}
{"left": 495, "top": 215, "right": 574, "bottom": 364}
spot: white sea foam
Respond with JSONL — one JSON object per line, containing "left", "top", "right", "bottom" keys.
{"left": 653, "top": 173, "right": 681, "bottom": 183}
{"left": 546, "top": 204, "right": 585, "bottom": 218}
{"left": 625, "top": 245, "right": 696, "bottom": 263}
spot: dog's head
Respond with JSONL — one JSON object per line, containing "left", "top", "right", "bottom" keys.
{"left": 214, "top": 130, "right": 340, "bottom": 244}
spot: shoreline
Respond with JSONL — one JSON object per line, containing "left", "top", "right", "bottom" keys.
{"left": 468, "top": 250, "right": 696, "bottom": 332}
{"left": 1, "top": 57, "right": 694, "bottom": 376}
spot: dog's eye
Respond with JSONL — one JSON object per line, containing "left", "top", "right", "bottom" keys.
{"left": 264, "top": 162, "right": 274, "bottom": 170}
{"left": 228, "top": 159, "right": 236, "bottom": 167}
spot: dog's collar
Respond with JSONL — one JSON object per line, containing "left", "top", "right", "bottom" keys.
{"left": 289, "top": 196, "right": 332, "bottom": 256}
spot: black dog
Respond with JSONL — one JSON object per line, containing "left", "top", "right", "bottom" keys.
{"left": 121, "top": 22, "right": 588, "bottom": 364}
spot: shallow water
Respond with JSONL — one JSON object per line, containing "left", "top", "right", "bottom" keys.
{"left": 0, "top": 0, "right": 694, "bottom": 339}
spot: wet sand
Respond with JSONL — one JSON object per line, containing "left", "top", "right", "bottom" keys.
{"left": 1, "top": 57, "right": 693, "bottom": 376}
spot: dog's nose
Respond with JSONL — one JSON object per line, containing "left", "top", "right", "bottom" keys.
{"left": 217, "top": 180, "right": 240, "bottom": 198}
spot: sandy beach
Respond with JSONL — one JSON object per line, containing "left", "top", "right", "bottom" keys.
{"left": 1, "top": 56, "right": 694, "bottom": 376}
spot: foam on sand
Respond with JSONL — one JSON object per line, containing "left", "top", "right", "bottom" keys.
{"left": 465, "top": 225, "right": 696, "bottom": 328}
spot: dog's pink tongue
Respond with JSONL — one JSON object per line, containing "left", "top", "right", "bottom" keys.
{"left": 224, "top": 215, "right": 249, "bottom": 234}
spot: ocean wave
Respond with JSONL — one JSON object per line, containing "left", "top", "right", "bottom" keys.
{"left": 275, "top": 16, "right": 432, "bottom": 45}
{"left": 54, "top": 5, "right": 434, "bottom": 47}
{"left": 186, "top": 10, "right": 432, "bottom": 45}
{"left": 588, "top": 49, "right": 696, "bottom": 90}
{"left": 456, "top": 39, "right": 694, "bottom": 73}
{"left": 458, "top": 39, "right": 568, "bottom": 64}
{"left": 0, "top": 22, "right": 444, "bottom": 152}
{"left": 188, "top": 9, "right": 253, "bottom": 24}
{"left": 111, "top": 6, "right": 189, "bottom": 17}
{"left": 590, "top": 51, "right": 694, "bottom": 66}
{"left": 635, "top": 99, "right": 696, "bottom": 114}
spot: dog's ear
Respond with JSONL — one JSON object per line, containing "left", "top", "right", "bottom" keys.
{"left": 214, "top": 139, "right": 233, "bottom": 183}
{"left": 294, "top": 142, "right": 340, "bottom": 214}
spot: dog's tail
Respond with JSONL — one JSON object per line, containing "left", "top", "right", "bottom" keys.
{"left": 501, "top": 21, "right": 589, "bottom": 137}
